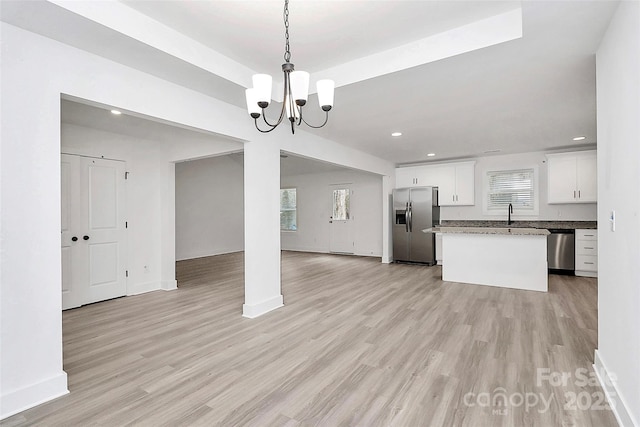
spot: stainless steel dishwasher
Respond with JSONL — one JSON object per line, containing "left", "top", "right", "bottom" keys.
{"left": 547, "top": 229, "right": 575, "bottom": 273}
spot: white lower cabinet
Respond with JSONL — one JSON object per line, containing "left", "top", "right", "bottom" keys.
{"left": 575, "top": 229, "right": 597, "bottom": 277}
{"left": 435, "top": 232, "right": 443, "bottom": 265}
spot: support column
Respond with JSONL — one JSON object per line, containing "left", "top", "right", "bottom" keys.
{"left": 382, "top": 174, "right": 393, "bottom": 263}
{"left": 243, "top": 140, "right": 283, "bottom": 318}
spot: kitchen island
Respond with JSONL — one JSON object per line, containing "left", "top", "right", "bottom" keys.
{"left": 437, "top": 226, "right": 550, "bottom": 292}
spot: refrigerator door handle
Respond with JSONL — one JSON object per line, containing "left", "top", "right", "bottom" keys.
{"left": 405, "top": 202, "right": 409, "bottom": 232}
{"left": 408, "top": 202, "right": 413, "bottom": 232}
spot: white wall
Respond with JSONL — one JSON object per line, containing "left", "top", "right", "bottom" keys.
{"left": 175, "top": 155, "right": 244, "bottom": 260}
{"left": 0, "top": 22, "right": 249, "bottom": 418}
{"left": 595, "top": 2, "right": 640, "bottom": 426}
{"left": 0, "top": 21, "right": 393, "bottom": 419}
{"left": 62, "top": 123, "right": 241, "bottom": 291}
{"left": 437, "top": 151, "right": 597, "bottom": 221}
{"left": 63, "top": 124, "right": 163, "bottom": 294}
{"left": 281, "top": 170, "right": 383, "bottom": 257}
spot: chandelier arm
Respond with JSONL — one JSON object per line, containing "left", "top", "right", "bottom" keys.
{"left": 254, "top": 117, "right": 280, "bottom": 133}
{"left": 296, "top": 108, "right": 303, "bottom": 126}
{"left": 300, "top": 110, "right": 330, "bottom": 129}
{"left": 261, "top": 104, "right": 286, "bottom": 128}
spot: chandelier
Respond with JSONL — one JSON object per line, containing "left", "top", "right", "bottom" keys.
{"left": 245, "top": 0, "right": 335, "bottom": 134}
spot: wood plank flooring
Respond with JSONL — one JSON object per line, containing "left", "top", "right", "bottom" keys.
{"left": 3, "top": 252, "right": 618, "bottom": 426}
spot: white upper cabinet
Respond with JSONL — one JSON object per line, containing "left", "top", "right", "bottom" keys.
{"left": 547, "top": 151, "right": 597, "bottom": 204}
{"left": 576, "top": 154, "right": 597, "bottom": 202}
{"left": 429, "top": 166, "right": 456, "bottom": 205}
{"left": 452, "top": 163, "right": 475, "bottom": 206}
{"left": 395, "top": 161, "right": 475, "bottom": 206}
{"left": 396, "top": 166, "right": 426, "bottom": 188}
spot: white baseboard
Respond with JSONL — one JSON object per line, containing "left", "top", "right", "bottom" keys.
{"left": 576, "top": 270, "right": 598, "bottom": 278}
{"left": 282, "top": 247, "right": 329, "bottom": 254}
{"left": 282, "top": 248, "right": 382, "bottom": 258}
{"left": 127, "top": 281, "right": 161, "bottom": 295}
{"left": 176, "top": 249, "right": 243, "bottom": 262}
{"left": 128, "top": 280, "right": 177, "bottom": 295}
{"left": 161, "top": 280, "right": 177, "bottom": 291}
{"left": 1, "top": 372, "right": 68, "bottom": 420}
{"left": 594, "top": 350, "right": 638, "bottom": 427}
{"left": 242, "top": 295, "right": 284, "bottom": 319}
{"left": 354, "top": 251, "right": 383, "bottom": 258}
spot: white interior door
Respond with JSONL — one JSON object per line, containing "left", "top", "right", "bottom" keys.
{"left": 61, "top": 155, "right": 82, "bottom": 309}
{"left": 329, "top": 185, "right": 353, "bottom": 254}
{"left": 61, "top": 154, "right": 127, "bottom": 309}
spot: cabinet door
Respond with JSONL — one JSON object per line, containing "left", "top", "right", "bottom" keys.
{"left": 547, "top": 156, "right": 577, "bottom": 203}
{"left": 454, "top": 163, "right": 475, "bottom": 205}
{"left": 576, "top": 153, "right": 597, "bottom": 202}
{"left": 415, "top": 167, "right": 437, "bottom": 187}
{"left": 431, "top": 166, "right": 456, "bottom": 206}
{"left": 396, "top": 167, "right": 417, "bottom": 188}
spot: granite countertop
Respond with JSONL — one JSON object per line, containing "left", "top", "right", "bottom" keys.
{"left": 439, "top": 220, "right": 597, "bottom": 230}
{"left": 435, "top": 226, "right": 550, "bottom": 236}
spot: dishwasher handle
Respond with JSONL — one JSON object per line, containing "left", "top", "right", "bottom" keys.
{"left": 548, "top": 228, "right": 575, "bottom": 234}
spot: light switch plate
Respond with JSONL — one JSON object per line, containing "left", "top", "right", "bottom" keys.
{"left": 610, "top": 210, "right": 616, "bottom": 232}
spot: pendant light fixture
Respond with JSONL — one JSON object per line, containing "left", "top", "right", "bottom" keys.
{"left": 245, "top": 0, "right": 335, "bottom": 134}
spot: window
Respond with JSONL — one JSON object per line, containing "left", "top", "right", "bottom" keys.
{"left": 280, "top": 188, "right": 297, "bottom": 231}
{"left": 332, "top": 188, "right": 350, "bottom": 220}
{"left": 486, "top": 169, "right": 535, "bottom": 212}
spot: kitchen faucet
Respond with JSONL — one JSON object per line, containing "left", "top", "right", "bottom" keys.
{"left": 507, "top": 203, "right": 513, "bottom": 225}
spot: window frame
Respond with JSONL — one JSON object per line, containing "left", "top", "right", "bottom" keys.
{"left": 482, "top": 166, "right": 539, "bottom": 216}
{"left": 280, "top": 187, "right": 298, "bottom": 232}
{"left": 331, "top": 188, "right": 351, "bottom": 221}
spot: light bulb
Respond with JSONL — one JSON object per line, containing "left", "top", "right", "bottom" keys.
{"left": 290, "top": 71, "right": 310, "bottom": 106}
{"left": 252, "top": 74, "right": 272, "bottom": 107}
{"left": 317, "top": 79, "right": 335, "bottom": 111}
{"left": 245, "top": 88, "right": 261, "bottom": 118}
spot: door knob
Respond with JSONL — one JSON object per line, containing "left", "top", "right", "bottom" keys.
{"left": 71, "top": 236, "right": 78, "bottom": 242}
{"left": 83, "top": 235, "right": 90, "bottom": 241}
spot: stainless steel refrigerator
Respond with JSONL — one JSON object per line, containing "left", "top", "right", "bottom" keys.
{"left": 393, "top": 187, "right": 440, "bottom": 265}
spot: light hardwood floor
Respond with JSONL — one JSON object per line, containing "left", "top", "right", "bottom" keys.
{"left": 3, "top": 252, "right": 617, "bottom": 426}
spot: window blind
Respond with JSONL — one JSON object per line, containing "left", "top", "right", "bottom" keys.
{"left": 487, "top": 169, "right": 534, "bottom": 210}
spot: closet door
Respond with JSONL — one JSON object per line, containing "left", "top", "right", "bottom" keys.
{"left": 61, "top": 155, "right": 82, "bottom": 309}
{"left": 61, "top": 154, "right": 127, "bottom": 309}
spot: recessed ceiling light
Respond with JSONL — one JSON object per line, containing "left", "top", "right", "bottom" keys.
{"left": 572, "top": 136, "right": 586, "bottom": 141}
{"left": 391, "top": 132, "right": 402, "bottom": 137}
{"left": 427, "top": 153, "right": 436, "bottom": 157}
{"left": 110, "top": 110, "right": 122, "bottom": 115}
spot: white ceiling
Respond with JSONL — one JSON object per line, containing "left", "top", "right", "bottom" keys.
{"left": 60, "top": 99, "right": 242, "bottom": 147}
{"left": 121, "top": 0, "right": 521, "bottom": 75}
{"left": 61, "top": 99, "right": 347, "bottom": 176}
{"left": 2, "top": 0, "right": 616, "bottom": 166}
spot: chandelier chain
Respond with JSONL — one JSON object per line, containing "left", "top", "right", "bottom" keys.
{"left": 283, "top": 0, "right": 291, "bottom": 63}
